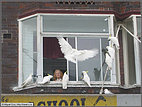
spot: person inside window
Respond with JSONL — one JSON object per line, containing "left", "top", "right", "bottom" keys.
{"left": 53, "top": 69, "right": 63, "bottom": 81}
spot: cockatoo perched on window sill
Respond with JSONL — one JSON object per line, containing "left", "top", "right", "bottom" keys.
{"left": 62, "top": 71, "right": 69, "bottom": 89}
{"left": 108, "top": 36, "right": 120, "bottom": 50}
{"left": 38, "top": 74, "right": 53, "bottom": 85}
{"left": 13, "top": 74, "right": 38, "bottom": 91}
{"left": 57, "top": 37, "right": 98, "bottom": 63}
{"left": 21, "top": 74, "right": 34, "bottom": 88}
{"left": 81, "top": 71, "right": 91, "bottom": 87}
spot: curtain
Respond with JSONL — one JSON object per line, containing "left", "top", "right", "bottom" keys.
{"left": 43, "top": 37, "right": 64, "bottom": 59}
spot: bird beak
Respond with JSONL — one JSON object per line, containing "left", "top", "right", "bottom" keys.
{"left": 80, "top": 77, "right": 83, "bottom": 79}
{"left": 48, "top": 74, "right": 50, "bottom": 76}
{"left": 86, "top": 71, "right": 88, "bottom": 73}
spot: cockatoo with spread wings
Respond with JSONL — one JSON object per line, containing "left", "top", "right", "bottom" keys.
{"left": 82, "top": 71, "right": 91, "bottom": 87}
{"left": 62, "top": 72, "right": 69, "bottom": 89}
{"left": 108, "top": 37, "right": 120, "bottom": 50}
{"left": 57, "top": 37, "right": 98, "bottom": 63}
{"left": 38, "top": 74, "right": 53, "bottom": 85}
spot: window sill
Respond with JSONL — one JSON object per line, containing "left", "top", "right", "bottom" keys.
{"left": 13, "top": 81, "right": 120, "bottom": 92}
{"left": 37, "top": 81, "right": 119, "bottom": 87}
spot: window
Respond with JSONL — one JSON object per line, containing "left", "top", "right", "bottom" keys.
{"left": 43, "top": 37, "right": 110, "bottom": 82}
{"left": 42, "top": 15, "right": 109, "bottom": 33}
{"left": 19, "top": 17, "right": 37, "bottom": 85}
{"left": 122, "top": 15, "right": 141, "bottom": 86}
{"left": 18, "top": 14, "right": 118, "bottom": 87}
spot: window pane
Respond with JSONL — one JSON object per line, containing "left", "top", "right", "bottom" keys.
{"left": 43, "top": 15, "right": 109, "bottom": 33}
{"left": 137, "top": 17, "right": 141, "bottom": 36}
{"left": 67, "top": 37, "right": 76, "bottom": 81}
{"left": 77, "top": 37, "right": 101, "bottom": 81}
{"left": 22, "top": 17, "right": 37, "bottom": 82}
{"left": 127, "top": 33, "right": 136, "bottom": 85}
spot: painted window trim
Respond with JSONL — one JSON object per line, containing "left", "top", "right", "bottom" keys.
{"left": 133, "top": 15, "right": 141, "bottom": 85}
{"left": 18, "top": 13, "right": 118, "bottom": 87}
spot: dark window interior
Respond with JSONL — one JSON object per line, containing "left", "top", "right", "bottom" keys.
{"left": 43, "top": 37, "right": 67, "bottom": 78}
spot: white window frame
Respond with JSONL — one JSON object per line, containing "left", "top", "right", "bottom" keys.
{"left": 122, "top": 15, "right": 141, "bottom": 86}
{"left": 133, "top": 15, "right": 141, "bottom": 85}
{"left": 18, "top": 13, "right": 119, "bottom": 88}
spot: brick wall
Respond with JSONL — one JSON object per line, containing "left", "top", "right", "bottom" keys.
{"left": 2, "top": 2, "right": 19, "bottom": 93}
{"left": 2, "top": 1, "right": 141, "bottom": 93}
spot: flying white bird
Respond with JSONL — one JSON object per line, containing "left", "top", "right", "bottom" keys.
{"left": 104, "top": 89, "right": 113, "bottom": 94}
{"left": 82, "top": 71, "right": 91, "bottom": 87}
{"left": 108, "top": 37, "right": 120, "bottom": 50}
{"left": 21, "top": 74, "right": 33, "bottom": 88}
{"left": 57, "top": 37, "right": 98, "bottom": 63}
{"left": 38, "top": 74, "right": 53, "bottom": 85}
{"left": 62, "top": 72, "right": 69, "bottom": 89}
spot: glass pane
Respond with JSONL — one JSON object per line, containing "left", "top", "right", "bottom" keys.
{"left": 43, "top": 37, "right": 67, "bottom": 81}
{"left": 22, "top": 17, "right": 37, "bottom": 82}
{"left": 127, "top": 33, "right": 136, "bottom": 85}
{"left": 67, "top": 37, "right": 76, "bottom": 81}
{"left": 77, "top": 37, "right": 101, "bottom": 81}
{"left": 43, "top": 15, "right": 109, "bottom": 33}
{"left": 101, "top": 38, "right": 110, "bottom": 81}
{"left": 137, "top": 17, "right": 141, "bottom": 36}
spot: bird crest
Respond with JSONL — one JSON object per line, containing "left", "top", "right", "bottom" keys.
{"left": 86, "top": 71, "right": 88, "bottom": 73}
{"left": 64, "top": 71, "right": 68, "bottom": 74}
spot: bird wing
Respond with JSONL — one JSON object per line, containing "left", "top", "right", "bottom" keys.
{"left": 76, "top": 49, "right": 98, "bottom": 61}
{"left": 57, "top": 37, "right": 73, "bottom": 55}
{"left": 105, "top": 53, "right": 112, "bottom": 69}
{"left": 41, "top": 76, "right": 50, "bottom": 84}
{"left": 83, "top": 74, "right": 91, "bottom": 87}
{"left": 63, "top": 73, "right": 69, "bottom": 82}
{"left": 21, "top": 75, "right": 32, "bottom": 87}
{"left": 62, "top": 73, "right": 69, "bottom": 89}
{"left": 105, "top": 89, "right": 113, "bottom": 94}
{"left": 107, "top": 46, "right": 115, "bottom": 59}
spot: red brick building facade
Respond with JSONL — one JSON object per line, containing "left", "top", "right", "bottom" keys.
{"left": 1, "top": 1, "right": 141, "bottom": 94}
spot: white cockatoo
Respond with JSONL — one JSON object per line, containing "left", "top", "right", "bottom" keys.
{"left": 104, "top": 89, "right": 113, "bottom": 94}
{"left": 21, "top": 74, "right": 33, "bottom": 88}
{"left": 82, "top": 71, "right": 91, "bottom": 87}
{"left": 106, "top": 46, "right": 115, "bottom": 60}
{"left": 105, "top": 53, "right": 112, "bottom": 70}
{"left": 62, "top": 72, "right": 69, "bottom": 89}
{"left": 108, "top": 37, "right": 120, "bottom": 50}
{"left": 38, "top": 74, "right": 53, "bottom": 85}
{"left": 57, "top": 37, "right": 98, "bottom": 63}
{"left": 105, "top": 46, "right": 115, "bottom": 70}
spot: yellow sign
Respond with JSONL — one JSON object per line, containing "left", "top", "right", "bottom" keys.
{"left": 1, "top": 94, "right": 117, "bottom": 106}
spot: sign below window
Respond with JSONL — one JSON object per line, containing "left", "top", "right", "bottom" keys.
{"left": 1, "top": 95, "right": 117, "bottom": 106}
